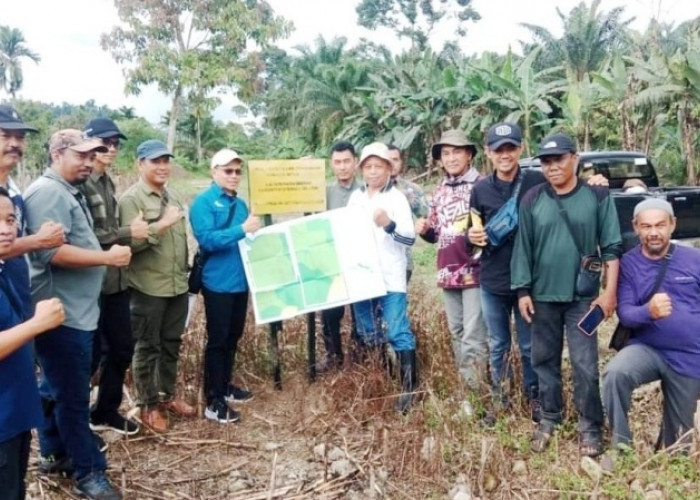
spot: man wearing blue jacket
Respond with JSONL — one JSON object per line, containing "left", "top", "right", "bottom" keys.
{"left": 190, "top": 149, "right": 260, "bottom": 424}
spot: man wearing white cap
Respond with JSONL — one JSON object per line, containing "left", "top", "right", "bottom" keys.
{"left": 603, "top": 198, "right": 700, "bottom": 452}
{"left": 190, "top": 148, "right": 260, "bottom": 424}
{"left": 348, "top": 142, "right": 418, "bottom": 413}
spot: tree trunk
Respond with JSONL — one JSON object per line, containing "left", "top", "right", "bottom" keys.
{"left": 196, "top": 113, "right": 202, "bottom": 164}
{"left": 167, "top": 85, "right": 182, "bottom": 152}
{"left": 680, "top": 103, "right": 697, "bottom": 185}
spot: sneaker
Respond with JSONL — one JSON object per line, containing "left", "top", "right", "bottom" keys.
{"left": 75, "top": 471, "right": 122, "bottom": 500}
{"left": 91, "top": 412, "right": 140, "bottom": 436}
{"left": 93, "top": 433, "right": 108, "bottom": 453}
{"left": 205, "top": 400, "right": 241, "bottom": 424}
{"left": 225, "top": 385, "right": 254, "bottom": 404}
{"left": 38, "top": 454, "right": 74, "bottom": 477}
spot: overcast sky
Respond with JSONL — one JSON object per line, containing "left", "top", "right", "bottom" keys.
{"left": 2, "top": 0, "right": 697, "bottom": 125}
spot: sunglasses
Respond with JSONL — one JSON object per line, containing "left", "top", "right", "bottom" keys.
{"left": 102, "top": 138, "right": 120, "bottom": 149}
{"left": 218, "top": 167, "right": 242, "bottom": 176}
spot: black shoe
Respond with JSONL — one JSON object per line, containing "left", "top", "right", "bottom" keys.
{"left": 395, "top": 350, "right": 418, "bottom": 414}
{"left": 91, "top": 412, "right": 140, "bottom": 436}
{"left": 205, "top": 399, "right": 241, "bottom": 424}
{"left": 93, "top": 432, "right": 108, "bottom": 453}
{"left": 530, "top": 399, "right": 542, "bottom": 423}
{"left": 225, "top": 385, "right": 254, "bottom": 404}
{"left": 75, "top": 471, "right": 122, "bottom": 499}
{"left": 480, "top": 411, "right": 498, "bottom": 428}
{"left": 38, "top": 454, "right": 74, "bottom": 477}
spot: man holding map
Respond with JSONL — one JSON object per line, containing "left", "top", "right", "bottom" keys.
{"left": 318, "top": 141, "right": 361, "bottom": 372}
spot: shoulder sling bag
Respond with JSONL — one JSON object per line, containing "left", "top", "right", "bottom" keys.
{"left": 483, "top": 173, "right": 525, "bottom": 249}
{"left": 609, "top": 244, "right": 675, "bottom": 351}
{"left": 548, "top": 186, "right": 602, "bottom": 297}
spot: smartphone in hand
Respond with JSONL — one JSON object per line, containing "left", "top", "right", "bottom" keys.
{"left": 577, "top": 305, "right": 605, "bottom": 336}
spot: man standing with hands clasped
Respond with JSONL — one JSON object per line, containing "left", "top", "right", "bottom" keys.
{"left": 511, "top": 132, "right": 622, "bottom": 457}
{"left": 603, "top": 198, "right": 700, "bottom": 453}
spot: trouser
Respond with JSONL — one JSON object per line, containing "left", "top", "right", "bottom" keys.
{"left": 603, "top": 343, "right": 700, "bottom": 449}
{"left": 91, "top": 290, "right": 134, "bottom": 419}
{"left": 442, "top": 287, "right": 488, "bottom": 387}
{"left": 36, "top": 326, "right": 106, "bottom": 479}
{"left": 202, "top": 288, "right": 248, "bottom": 405}
{"left": 531, "top": 300, "right": 603, "bottom": 433}
{"left": 0, "top": 431, "right": 31, "bottom": 500}
{"left": 130, "top": 290, "right": 188, "bottom": 408}
{"left": 480, "top": 288, "right": 537, "bottom": 398}
{"left": 353, "top": 292, "right": 415, "bottom": 352}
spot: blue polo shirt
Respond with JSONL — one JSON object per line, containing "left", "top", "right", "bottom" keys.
{"left": 0, "top": 269, "right": 42, "bottom": 442}
{"left": 189, "top": 183, "right": 249, "bottom": 293}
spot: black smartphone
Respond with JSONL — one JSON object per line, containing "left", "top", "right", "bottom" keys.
{"left": 577, "top": 305, "right": 605, "bottom": 336}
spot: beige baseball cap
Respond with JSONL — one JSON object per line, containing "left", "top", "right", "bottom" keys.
{"left": 48, "top": 129, "right": 108, "bottom": 153}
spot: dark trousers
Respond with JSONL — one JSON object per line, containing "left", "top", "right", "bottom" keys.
{"left": 531, "top": 300, "right": 604, "bottom": 433}
{"left": 321, "top": 304, "right": 359, "bottom": 362}
{"left": 603, "top": 343, "right": 700, "bottom": 450}
{"left": 202, "top": 288, "right": 248, "bottom": 404}
{"left": 130, "top": 290, "right": 188, "bottom": 407}
{"left": 91, "top": 290, "right": 134, "bottom": 419}
{"left": 0, "top": 431, "right": 31, "bottom": 500}
{"left": 36, "top": 325, "right": 106, "bottom": 479}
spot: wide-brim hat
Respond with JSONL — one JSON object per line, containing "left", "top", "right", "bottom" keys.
{"left": 431, "top": 129, "right": 477, "bottom": 160}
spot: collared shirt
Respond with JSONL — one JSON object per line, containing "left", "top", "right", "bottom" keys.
{"left": 79, "top": 170, "right": 131, "bottom": 294}
{"left": 326, "top": 178, "right": 360, "bottom": 210}
{"left": 23, "top": 169, "right": 105, "bottom": 331}
{"left": 119, "top": 179, "right": 188, "bottom": 297}
{"left": 190, "top": 183, "right": 249, "bottom": 293}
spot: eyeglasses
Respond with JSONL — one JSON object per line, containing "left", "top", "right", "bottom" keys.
{"left": 102, "top": 138, "right": 120, "bottom": 149}
{"left": 218, "top": 167, "right": 242, "bottom": 176}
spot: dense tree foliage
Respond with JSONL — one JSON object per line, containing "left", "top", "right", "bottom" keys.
{"left": 3, "top": 2, "right": 700, "bottom": 185}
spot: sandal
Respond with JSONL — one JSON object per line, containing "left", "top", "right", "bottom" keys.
{"left": 579, "top": 432, "right": 604, "bottom": 457}
{"left": 531, "top": 422, "right": 555, "bottom": 453}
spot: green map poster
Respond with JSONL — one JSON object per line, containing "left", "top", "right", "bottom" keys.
{"left": 239, "top": 206, "right": 387, "bottom": 324}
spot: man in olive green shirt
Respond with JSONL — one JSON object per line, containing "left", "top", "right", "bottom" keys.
{"left": 81, "top": 118, "right": 148, "bottom": 437}
{"left": 119, "top": 139, "right": 192, "bottom": 433}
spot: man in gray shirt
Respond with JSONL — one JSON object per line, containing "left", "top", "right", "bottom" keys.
{"left": 23, "top": 129, "right": 131, "bottom": 500}
{"left": 318, "top": 141, "right": 360, "bottom": 372}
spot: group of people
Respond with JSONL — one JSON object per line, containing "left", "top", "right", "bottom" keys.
{"left": 322, "top": 122, "right": 700, "bottom": 461}
{"left": 1, "top": 101, "right": 699, "bottom": 499}
{"left": 0, "top": 105, "right": 257, "bottom": 500}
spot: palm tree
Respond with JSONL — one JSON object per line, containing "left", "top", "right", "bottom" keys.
{"left": 0, "top": 26, "right": 40, "bottom": 98}
{"left": 521, "top": 0, "right": 632, "bottom": 83}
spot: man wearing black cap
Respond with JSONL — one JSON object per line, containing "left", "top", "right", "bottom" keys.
{"left": 81, "top": 118, "right": 148, "bottom": 436}
{"left": 511, "top": 132, "right": 622, "bottom": 456}
{"left": 468, "top": 123, "right": 544, "bottom": 420}
{"left": 0, "top": 104, "right": 64, "bottom": 318}
{"left": 603, "top": 199, "right": 700, "bottom": 453}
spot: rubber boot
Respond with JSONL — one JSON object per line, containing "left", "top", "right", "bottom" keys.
{"left": 395, "top": 350, "right": 418, "bottom": 413}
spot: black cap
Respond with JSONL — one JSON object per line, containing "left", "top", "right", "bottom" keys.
{"left": 84, "top": 117, "right": 127, "bottom": 140}
{"left": 535, "top": 133, "right": 576, "bottom": 158}
{"left": 0, "top": 104, "right": 38, "bottom": 132}
{"left": 486, "top": 122, "right": 522, "bottom": 149}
